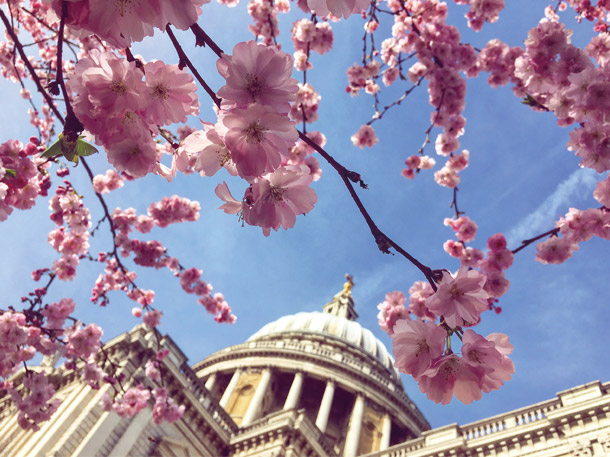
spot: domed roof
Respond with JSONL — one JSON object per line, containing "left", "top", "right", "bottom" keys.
{"left": 248, "top": 310, "right": 402, "bottom": 382}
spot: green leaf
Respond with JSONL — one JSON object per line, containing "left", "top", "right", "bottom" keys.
{"left": 4, "top": 168, "right": 16, "bottom": 178}
{"left": 40, "top": 135, "right": 97, "bottom": 163}
{"left": 41, "top": 138, "right": 63, "bottom": 159}
{"left": 75, "top": 138, "right": 98, "bottom": 157}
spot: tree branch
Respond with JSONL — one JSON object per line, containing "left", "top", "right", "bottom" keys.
{"left": 166, "top": 24, "right": 221, "bottom": 108}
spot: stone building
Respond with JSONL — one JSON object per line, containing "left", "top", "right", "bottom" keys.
{"left": 0, "top": 281, "right": 609, "bottom": 456}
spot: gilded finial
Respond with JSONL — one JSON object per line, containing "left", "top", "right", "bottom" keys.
{"left": 342, "top": 274, "right": 354, "bottom": 295}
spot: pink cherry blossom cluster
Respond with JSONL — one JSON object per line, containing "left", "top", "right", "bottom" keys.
{"left": 285, "top": 131, "right": 324, "bottom": 181}
{"left": 88, "top": 194, "right": 235, "bottom": 323}
{"left": 351, "top": 125, "right": 379, "bottom": 148}
{"left": 64, "top": 322, "right": 103, "bottom": 359}
{"left": 306, "top": 0, "right": 369, "bottom": 19}
{"left": 385, "top": 267, "right": 513, "bottom": 404}
{"left": 290, "top": 83, "right": 322, "bottom": 124}
{"left": 561, "top": 0, "right": 610, "bottom": 29}
{"left": 40, "top": 297, "right": 75, "bottom": 330}
{"left": 377, "top": 291, "right": 410, "bottom": 334}
{"left": 91, "top": 256, "right": 137, "bottom": 308}
{"left": 443, "top": 217, "right": 513, "bottom": 301}
{"left": 401, "top": 154, "right": 436, "bottom": 180}
{"left": 144, "top": 349, "right": 169, "bottom": 383}
{"left": 452, "top": 0, "right": 505, "bottom": 32}
{"left": 473, "top": 39, "right": 524, "bottom": 89}
{"left": 47, "top": 181, "right": 91, "bottom": 281}
{"left": 8, "top": 371, "right": 60, "bottom": 431}
{"left": 291, "top": 19, "right": 334, "bottom": 70}
{"left": 0, "top": 139, "right": 50, "bottom": 222}
{"left": 180, "top": 40, "right": 320, "bottom": 235}
{"left": 353, "top": 0, "right": 495, "bottom": 180}
{"left": 106, "top": 385, "right": 151, "bottom": 418}
{"left": 69, "top": 50, "right": 198, "bottom": 178}
{"left": 397, "top": 322, "right": 513, "bottom": 404}
{"left": 91, "top": 169, "right": 125, "bottom": 194}
{"left": 443, "top": 215, "right": 484, "bottom": 266}
{"left": 152, "top": 387, "right": 185, "bottom": 424}
{"left": 346, "top": 61, "right": 381, "bottom": 96}
{"left": 247, "top": 0, "right": 288, "bottom": 45}
{"left": 434, "top": 149, "right": 469, "bottom": 188}
{"left": 49, "top": 0, "right": 208, "bottom": 48}
{"left": 380, "top": 212, "right": 519, "bottom": 403}
{"left": 0, "top": 312, "right": 38, "bottom": 379}
{"left": 536, "top": 207, "right": 610, "bottom": 264}
{"left": 511, "top": 19, "right": 610, "bottom": 179}
{"left": 180, "top": 268, "right": 236, "bottom": 323}
{"left": 216, "top": 164, "right": 317, "bottom": 235}
{"left": 2, "top": 294, "right": 112, "bottom": 430}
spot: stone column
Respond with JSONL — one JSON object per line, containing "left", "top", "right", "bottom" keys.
{"left": 241, "top": 368, "right": 272, "bottom": 426}
{"left": 343, "top": 394, "right": 364, "bottom": 457}
{"left": 219, "top": 368, "right": 242, "bottom": 408}
{"left": 315, "top": 380, "right": 335, "bottom": 433}
{"left": 204, "top": 373, "right": 217, "bottom": 391}
{"left": 380, "top": 413, "right": 392, "bottom": 451}
{"left": 284, "top": 372, "right": 304, "bottom": 410}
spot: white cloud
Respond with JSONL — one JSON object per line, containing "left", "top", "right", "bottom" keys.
{"left": 506, "top": 168, "right": 598, "bottom": 246}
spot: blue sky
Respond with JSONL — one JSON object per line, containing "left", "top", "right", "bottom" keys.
{"left": 1, "top": 0, "right": 609, "bottom": 430}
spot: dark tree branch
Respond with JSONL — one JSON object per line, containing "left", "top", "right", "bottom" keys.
{"left": 166, "top": 24, "right": 221, "bottom": 108}
{"left": 512, "top": 228, "right": 560, "bottom": 255}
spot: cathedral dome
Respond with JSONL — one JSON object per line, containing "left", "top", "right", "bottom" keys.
{"left": 248, "top": 311, "right": 402, "bottom": 384}
{"left": 194, "top": 277, "right": 429, "bottom": 456}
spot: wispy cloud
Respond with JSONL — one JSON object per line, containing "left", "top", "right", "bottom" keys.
{"left": 506, "top": 168, "right": 598, "bottom": 245}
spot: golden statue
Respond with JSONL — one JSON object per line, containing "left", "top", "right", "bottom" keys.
{"left": 342, "top": 274, "right": 354, "bottom": 295}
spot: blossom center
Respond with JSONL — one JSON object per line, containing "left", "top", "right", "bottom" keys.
{"left": 114, "top": 0, "right": 135, "bottom": 16}
{"left": 111, "top": 79, "right": 127, "bottom": 95}
{"left": 216, "top": 148, "right": 231, "bottom": 166}
{"left": 245, "top": 73, "right": 266, "bottom": 98}
{"left": 415, "top": 340, "right": 429, "bottom": 357}
{"left": 269, "top": 186, "right": 285, "bottom": 202}
{"left": 449, "top": 283, "right": 464, "bottom": 299}
{"left": 152, "top": 84, "right": 169, "bottom": 101}
{"left": 122, "top": 111, "right": 138, "bottom": 125}
{"left": 245, "top": 122, "right": 266, "bottom": 144}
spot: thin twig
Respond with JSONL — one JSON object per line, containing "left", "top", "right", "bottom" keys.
{"left": 166, "top": 24, "right": 221, "bottom": 108}
{"left": 0, "top": 9, "right": 65, "bottom": 123}
{"left": 512, "top": 228, "right": 559, "bottom": 255}
{"left": 298, "top": 130, "right": 438, "bottom": 290}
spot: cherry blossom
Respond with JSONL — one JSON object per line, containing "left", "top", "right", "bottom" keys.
{"left": 182, "top": 125, "right": 238, "bottom": 177}
{"left": 417, "top": 354, "right": 485, "bottom": 405}
{"left": 391, "top": 318, "right": 447, "bottom": 379}
{"left": 217, "top": 41, "right": 298, "bottom": 113}
{"left": 535, "top": 235, "right": 579, "bottom": 264}
{"left": 426, "top": 267, "right": 490, "bottom": 328}
{"left": 377, "top": 291, "right": 410, "bottom": 334}
{"left": 351, "top": 125, "right": 378, "bottom": 148}
{"left": 222, "top": 104, "right": 298, "bottom": 178}
{"left": 242, "top": 165, "right": 317, "bottom": 235}
{"left": 306, "top": 0, "right": 369, "bottom": 20}
{"left": 142, "top": 61, "right": 199, "bottom": 125}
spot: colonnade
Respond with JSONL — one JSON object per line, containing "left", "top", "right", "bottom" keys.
{"left": 204, "top": 369, "right": 393, "bottom": 456}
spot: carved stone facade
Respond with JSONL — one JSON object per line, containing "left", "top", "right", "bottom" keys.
{"left": 363, "top": 381, "right": 610, "bottom": 457}
{"left": 1, "top": 286, "right": 609, "bottom": 457}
